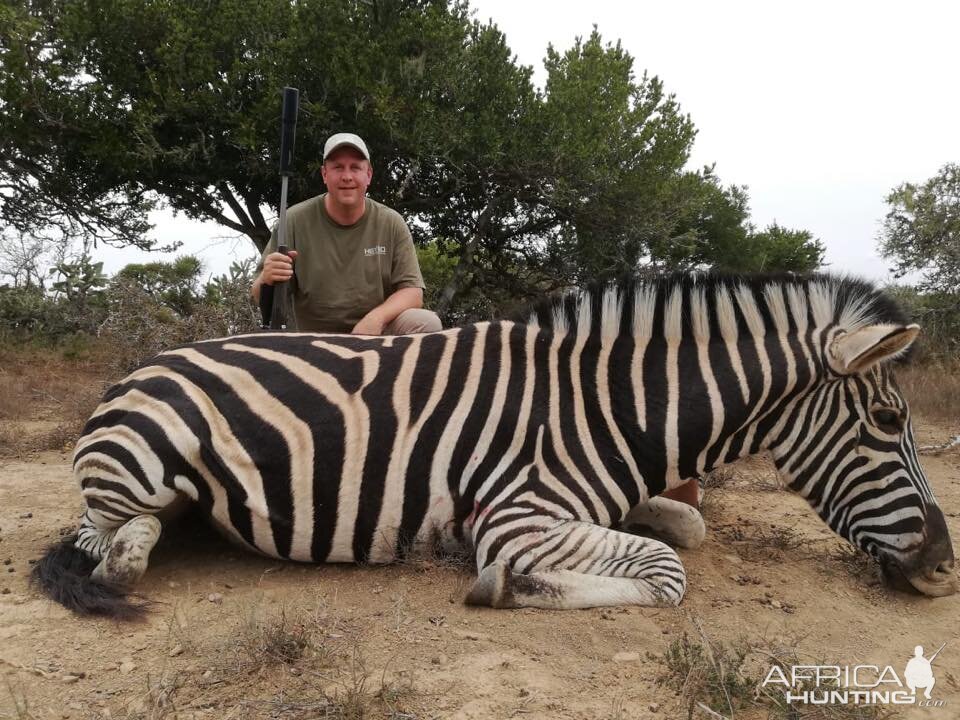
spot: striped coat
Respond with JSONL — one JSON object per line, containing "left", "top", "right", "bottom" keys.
{"left": 33, "top": 273, "right": 957, "bottom": 616}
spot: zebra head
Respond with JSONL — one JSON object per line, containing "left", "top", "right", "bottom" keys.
{"left": 770, "top": 322, "right": 957, "bottom": 597}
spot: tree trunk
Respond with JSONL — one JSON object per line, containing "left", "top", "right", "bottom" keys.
{"left": 434, "top": 196, "right": 503, "bottom": 317}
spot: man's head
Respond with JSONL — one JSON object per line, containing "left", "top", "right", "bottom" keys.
{"left": 322, "top": 133, "right": 372, "bottom": 212}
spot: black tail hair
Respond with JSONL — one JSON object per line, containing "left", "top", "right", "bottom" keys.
{"left": 30, "top": 537, "right": 150, "bottom": 620}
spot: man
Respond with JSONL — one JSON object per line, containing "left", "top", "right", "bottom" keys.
{"left": 251, "top": 132, "right": 442, "bottom": 335}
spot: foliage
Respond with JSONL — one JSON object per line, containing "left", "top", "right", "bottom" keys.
{"left": 0, "top": 0, "right": 157, "bottom": 249}
{"left": 880, "top": 162, "right": 960, "bottom": 295}
{"left": 5, "top": 1, "right": 823, "bottom": 323}
{"left": 0, "top": 248, "right": 108, "bottom": 341}
{"left": 113, "top": 256, "right": 203, "bottom": 316}
{"left": 99, "top": 258, "right": 260, "bottom": 373}
{"left": 885, "top": 284, "right": 960, "bottom": 363}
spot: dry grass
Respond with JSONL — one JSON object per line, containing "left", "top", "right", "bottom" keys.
{"left": 896, "top": 361, "right": 960, "bottom": 426}
{"left": 660, "top": 620, "right": 900, "bottom": 719}
{"left": 829, "top": 543, "right": 878, "bottom": 581}
{"left": 0, "top": 343, "right": 110, "bottom": 458}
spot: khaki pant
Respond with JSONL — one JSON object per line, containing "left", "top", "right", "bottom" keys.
{"left": 384, "top": 308, "right": 443, "bottom": 335}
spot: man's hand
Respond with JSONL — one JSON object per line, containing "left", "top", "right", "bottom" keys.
{"left": 260, "top": 250, "right": 299, "bottom": 285}
{"left": 352, "top": 311, "right": 386, "bottom": 336}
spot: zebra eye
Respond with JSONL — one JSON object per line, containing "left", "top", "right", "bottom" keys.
{"left": 871, "top": 408, "right": 903, "bottom": 435}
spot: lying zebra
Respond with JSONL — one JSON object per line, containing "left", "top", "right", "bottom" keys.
{"left": 33, "top": 273, "right": 957, "bottom": 617}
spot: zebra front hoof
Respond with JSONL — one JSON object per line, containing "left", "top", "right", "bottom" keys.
{"left": 465, "top": 562, "right": 513, "bottom": 608}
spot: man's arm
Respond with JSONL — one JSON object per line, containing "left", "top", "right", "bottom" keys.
{"left": 351, "top": 286, "right": 423, "bottom": 335}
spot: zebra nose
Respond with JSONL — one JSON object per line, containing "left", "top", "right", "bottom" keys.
{"left": 930, "top": 558, "right": 956, "bottom": 580}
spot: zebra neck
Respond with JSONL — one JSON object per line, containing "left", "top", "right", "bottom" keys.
{"left": 598, "top": 327, "right": 821, "bottom": 499}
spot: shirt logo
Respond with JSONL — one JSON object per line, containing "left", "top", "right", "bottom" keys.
{"left": 365, "top": 246, "right": 386, "bottom": 256}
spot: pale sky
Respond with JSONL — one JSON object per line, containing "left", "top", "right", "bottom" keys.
{"left": 97, "top": 0, "right": 960, "bottom": 285}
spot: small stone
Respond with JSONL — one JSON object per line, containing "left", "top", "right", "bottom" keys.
{"left": 612, "top": 651, "right": 640, "bottom": 663}
{"left": 2, "top": 559, "right": 10, "bottom": 565}
{"left": 431, "top": 656, "right": 441, "bottom": 665}
{"left": 6, "top": 568, "right": 13, "bottom": 573}
{"left": 770, "top": 599, "right": 782, "bottom": 609}
{"left": 118, "top": 660, "right": 136, "bottom": 675}
{"left": 202, "top": 669, "right": 213, "bottom": 679}
{"left": 1, "top": 588, "right": 10, "bottom": 594}
{"left": 289, "top": 667, "right": 301, "bottom": 676}
{"left": 169, "top": 644, "right": 184, "bottom": 657}
{"left": 19, "top": 513, "right": 32, "bottom": 519}
{"left": 649, "top": 702, "right": 660, "bottom": 712}
{"left": 518, "top": 688, "right": 530, "bottom": 697}
{"left": 62, "top": 674, "right": 81, "bottom": 684}
{"left": 207, "top": 592, "right": 223, "bottom": 604}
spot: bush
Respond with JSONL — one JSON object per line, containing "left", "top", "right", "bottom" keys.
{"left": 886, "top": 285, "right": 960, "bottom": 362}
{"left": 99, "top": 259, "right": 261, "bottom": 374}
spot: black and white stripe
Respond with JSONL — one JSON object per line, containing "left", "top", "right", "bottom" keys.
{"left": 39, "top": 272, "right": 955, "bottom": 615}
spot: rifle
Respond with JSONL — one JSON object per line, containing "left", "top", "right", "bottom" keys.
{"left": 259, "top": 86, "right": 300, "bottom": 330}
{"left": 928, "top": 642, "right": 947, "bottom": 664}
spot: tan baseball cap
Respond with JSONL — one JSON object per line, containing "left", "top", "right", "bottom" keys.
{"left": 323, "top": 132, "right": 370, "bottom": 161}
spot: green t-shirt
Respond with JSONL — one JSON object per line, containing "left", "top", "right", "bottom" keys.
{"left": 259, "top": 194, "right": 425, "bottom": 333}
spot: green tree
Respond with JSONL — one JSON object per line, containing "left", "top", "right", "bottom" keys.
{"left": 6, "top": 1, "right": 819, "bottom": 323}
{"left": 0, "top": 1, "right": 156, "bottom": 248}
{"left": 880, "top": 163, "right": 960, "bottom": 294}
{"left": 113, "top": 256, "right": 203, "bottom": 316}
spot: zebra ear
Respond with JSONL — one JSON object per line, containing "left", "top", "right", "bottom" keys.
{"left": 829, "top": 324, "right": 920, "bottom": 374}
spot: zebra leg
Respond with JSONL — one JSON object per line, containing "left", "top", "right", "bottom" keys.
{"left": 87, "top": 515, "right": 163, "bottom": 588}
{"left": 466, "top": 519, "right": 686, "bottom": 609}
{"left": 618, "top": 495, "right": 706, "bottom": 549}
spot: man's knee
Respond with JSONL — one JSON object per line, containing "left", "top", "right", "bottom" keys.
{"left": 387, "top": 308, "right": 443, "bottom": 335}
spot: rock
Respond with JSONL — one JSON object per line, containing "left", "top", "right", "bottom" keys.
{"left": 1, "top": 588, "right": 10, "bottom": 595}
{"left": 118, "top": 660, "right": 136, "bottom": 675}
{"left": 612, "top": 651, "right": 640, "bottom": 663}
{"left": 770, "top": 599, "right": 782, "bottom": 609}
{"left": 19, "top": 513, "right": 32, "bottom": 519}
{"left": 649, "top": 701, "right": 660, "bottom": 712}
{"left": 169, "top": 644, "right": 184, "bottom": 657}
{"left": 61, "top": 674, "right": 81, "bottom": 684}
{"left": 207, "top": 592, "right": 223, "bottom": 604}
{"left": 201, "top": 669, "right": 213, "bottom": 679}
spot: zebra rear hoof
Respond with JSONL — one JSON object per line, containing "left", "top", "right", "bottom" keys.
{"left": 91, "top": 515, "right": 162, "bottom": 588}
{"left": 465, "top": 562, "right": 515, "bottom": 608}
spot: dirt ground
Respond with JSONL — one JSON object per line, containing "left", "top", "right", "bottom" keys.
{"left": 0, "top": 418, "right": 958, "bottom": 720}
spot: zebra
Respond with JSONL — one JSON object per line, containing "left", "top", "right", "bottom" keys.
{"left": 32, "top": 273, "right": 957, "bottom": 617}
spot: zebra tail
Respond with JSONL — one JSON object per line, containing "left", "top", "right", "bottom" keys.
{"left": 30, "top": 537, "right": 150, "bottom": 620}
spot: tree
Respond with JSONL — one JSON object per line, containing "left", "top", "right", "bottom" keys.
{"left": 6, "top": 1, "right": 819, "bottom": 323}
{"left": 0, "top": 1, "right": 157, "bottom": 249}
{"left": 113, "top": 256, "right": 203, "bottom": 316}
{"left": 880, "top": 163, "right": 960, "bottom": 294}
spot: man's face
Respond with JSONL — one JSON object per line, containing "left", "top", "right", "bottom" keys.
{"left": 321, "top": 147, "right": 372, "bottom": 209}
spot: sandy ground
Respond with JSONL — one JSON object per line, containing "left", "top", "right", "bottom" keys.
{"left": 0, "top": 422, "right": 958, "bottom": 720}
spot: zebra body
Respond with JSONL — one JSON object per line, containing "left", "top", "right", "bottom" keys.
{"left": 34, "top": 273, "right": 957, "bottom": 616}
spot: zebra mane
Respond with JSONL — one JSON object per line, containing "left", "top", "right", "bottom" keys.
{"left": 516, "top": 272, "right": 911, "bottom": 349}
